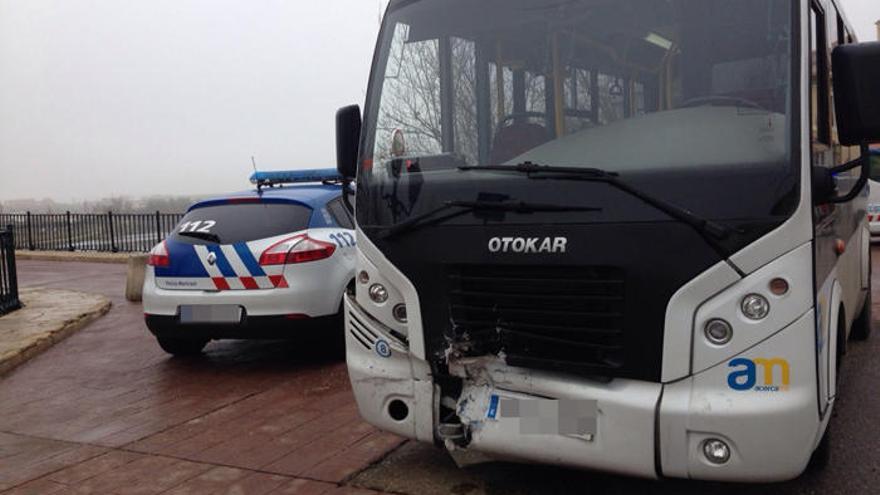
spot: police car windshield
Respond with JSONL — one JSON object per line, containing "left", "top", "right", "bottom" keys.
{"left": 171, "top": 203, "right": 312, "bottom": 245}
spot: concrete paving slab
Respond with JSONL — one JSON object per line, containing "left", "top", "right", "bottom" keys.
{"left": 0, "top": 288, "right": 110, "bottom": 376}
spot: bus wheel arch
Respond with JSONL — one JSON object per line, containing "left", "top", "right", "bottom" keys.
{"left": 836, "top": 304, "right": 847, "bottom": 370}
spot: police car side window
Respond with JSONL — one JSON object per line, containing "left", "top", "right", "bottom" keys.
{"left": 327, "top": 198, "right": 354, "bottom": 229}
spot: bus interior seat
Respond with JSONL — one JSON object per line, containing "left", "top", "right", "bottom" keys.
{"left": 490, "top": 122, "right": 551, "bottom": 164}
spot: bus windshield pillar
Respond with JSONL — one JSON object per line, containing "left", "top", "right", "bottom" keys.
{"left": 475, "top": 41, "right": 492, "bottom": 164}
{"left": 438, "top": 36, "right": 456, "bottom": 153}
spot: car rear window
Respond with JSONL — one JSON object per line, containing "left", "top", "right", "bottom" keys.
{"left": 171, "top": 202, "right": 312, "bottom": 245}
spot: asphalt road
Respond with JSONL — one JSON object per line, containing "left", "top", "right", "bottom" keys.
{"left": 2, "top": 252, "right": 879, "bottom": 494}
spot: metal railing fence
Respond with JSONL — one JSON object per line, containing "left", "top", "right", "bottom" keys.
{"left": 0, "top": 226, "right": 21, "bottom": 316}
{"left": 0, "top": 212, "right": 184, "bottom": 253}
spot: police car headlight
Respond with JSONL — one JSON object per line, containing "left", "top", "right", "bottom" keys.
{"left": 369, "top": 284, "right": 389, "bottom": 304}
{"left": 741, "top": 294, "right": 770, "bottom": 321}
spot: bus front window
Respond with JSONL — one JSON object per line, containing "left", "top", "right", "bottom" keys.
{"left": 359, "top": 0, "right": 798, "bottom": 245}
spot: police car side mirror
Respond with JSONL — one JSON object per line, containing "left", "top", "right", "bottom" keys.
{"left": 832, "top": 42, "right": 880, "bottom": 146}
{"left": 336, "top": 105, "right": 362, "bottom": 180}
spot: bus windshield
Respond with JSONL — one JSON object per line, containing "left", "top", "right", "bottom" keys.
{"left": 359, "top": 0, "right": 798, "bottom": 236}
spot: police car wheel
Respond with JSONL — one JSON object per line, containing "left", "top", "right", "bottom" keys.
{"left": 156, "top": 337, "right": 208, "bottom": 356}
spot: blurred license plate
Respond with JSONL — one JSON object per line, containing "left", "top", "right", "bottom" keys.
{"left": 179, "top": 305, "right": 242, "bottom": 324}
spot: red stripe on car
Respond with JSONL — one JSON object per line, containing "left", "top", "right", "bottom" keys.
{"left": 213, "top": 277, "right": 230, "bottom": 291}
{"left": 269, "top": 275, "right": 288, "bottom": 289}
{"left": 241, "top": 277, "right": 259, "bottom": 290}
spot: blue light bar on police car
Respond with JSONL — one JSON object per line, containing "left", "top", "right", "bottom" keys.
{"left": 249, "top": 168, "right": 342, "bottom": 186}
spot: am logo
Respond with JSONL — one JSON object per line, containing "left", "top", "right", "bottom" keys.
{"left": 727, "top": 358, "right": 791, "bottom": 392}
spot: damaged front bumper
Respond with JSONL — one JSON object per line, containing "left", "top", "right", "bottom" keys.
{"left": 345, "top": 295, "right": 821, "bottom": 482}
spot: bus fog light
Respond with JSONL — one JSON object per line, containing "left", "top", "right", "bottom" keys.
{"left": 704, "top": 319, "right": 733, "bottom": 345}
{"left": 392, "top": 304, "right": 407, "bottom": 323}
{"left": 358, "top": 271, "right": 370, "bottom": 284}
{"left": 369, "top": 284, "right": 389, "bottom": 304}
{"left": 702, "top": 438, "right": 731, "bottom": 465}
{"left": 741, "top": 294, "right": 770, "bottom": 320}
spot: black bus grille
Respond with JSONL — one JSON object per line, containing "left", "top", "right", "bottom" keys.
{"left": 448, "top": 265, "right": 626, "bottom": 377}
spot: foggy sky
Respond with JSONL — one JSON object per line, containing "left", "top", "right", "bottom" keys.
{"left": 1, "top": 0, "right": 878, "bottom": 202}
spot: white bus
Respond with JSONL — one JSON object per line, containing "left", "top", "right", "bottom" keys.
{"left": 334, "top": 0, "right": 880, "bottom": 481}
{"left": 868, "top": 149, "right": 880, "bottom": 240}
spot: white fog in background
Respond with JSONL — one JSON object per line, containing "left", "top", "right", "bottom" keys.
{"left": 0, "top": 0, "right": 877, "bottom": 202}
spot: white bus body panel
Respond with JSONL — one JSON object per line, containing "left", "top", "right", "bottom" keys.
{"left": 867, "top": 179, "right": 880, "bottom": 240}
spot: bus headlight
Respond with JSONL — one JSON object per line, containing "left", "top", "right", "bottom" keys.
{"left": 741, "top": 294, "right": 770, "bottom": 321}
{"left": 704, "top": 319, "right": 733, "bottom": 345}
{"left": 369, "top": 284, "right": 389, "bottom": 304}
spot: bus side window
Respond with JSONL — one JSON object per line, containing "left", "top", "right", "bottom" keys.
{"left": 810, "top": 1, "right": 831, "bottom": 151}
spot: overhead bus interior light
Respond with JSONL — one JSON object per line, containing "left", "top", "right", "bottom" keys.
{"left": 645, "top": 32, "right": 673, "bottom": 50}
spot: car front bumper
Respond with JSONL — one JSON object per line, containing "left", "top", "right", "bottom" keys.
{"left": 345, "top": 296, "right": 822, "bottom": 482}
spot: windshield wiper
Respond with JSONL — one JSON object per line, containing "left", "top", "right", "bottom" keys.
{"left": 177, "top": 231, "right": 222, "bottom": 244}
{"left": 459, "top": 162, "right": 735, "bottom": 254}
{"left": 378, "top": 197, "right": 601, "bottom": 239}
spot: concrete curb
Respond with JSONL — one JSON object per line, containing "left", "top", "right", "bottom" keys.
{"left": 15, "top": 250, "right": 134, "bottom": 264}
{"left": 0, "top": 289, "right": 112, "bottom": 377}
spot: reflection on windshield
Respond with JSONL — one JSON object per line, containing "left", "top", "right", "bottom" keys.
{"left": 365, "top": 0, "right": 793, "bottom": 176}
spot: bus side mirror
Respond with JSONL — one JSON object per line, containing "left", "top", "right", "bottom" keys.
{"left": 832, "top": 42, "right": 880, "bottom": 146}
{"left": 336, "top": 105, "right": 362, "bottom": 179}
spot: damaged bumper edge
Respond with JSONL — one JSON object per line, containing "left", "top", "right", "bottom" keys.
{"left": 345, "top": 296, "right": 434, "bottom": 443}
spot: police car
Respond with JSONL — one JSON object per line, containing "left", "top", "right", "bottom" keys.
{"left": 143, "top": 169, "right": 356, "bottom": 356}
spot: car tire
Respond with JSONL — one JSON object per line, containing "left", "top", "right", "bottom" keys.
{"left": 807, "top": 425, "right": 832, "bottom": 473}
{"left": 156, "top": 337, "right": 208, "bottom": 356}
{"left": 851, "top": 288, "right": 872, "bottom": 341}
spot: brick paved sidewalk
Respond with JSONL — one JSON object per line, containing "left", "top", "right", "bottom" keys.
{"left": 0, "top": 261, "right": 404, "bottom": 494}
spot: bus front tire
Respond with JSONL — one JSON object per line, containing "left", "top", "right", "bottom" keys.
{"left": 807, "top": 427, "right": 832, "bottom": 473}
{"left": 851, "top": 289, "right": 872, "bottom": 341}
{"left": 157, "top": 337, "right": 208, "bottom": 356}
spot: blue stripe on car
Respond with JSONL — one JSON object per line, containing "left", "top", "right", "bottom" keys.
{"left": 206, "top": 245, "right": 236, "bottom": 277}
{"left": 155, "top": 241, "right": 210, "bottom": 278}
{"left": 234, "top": 242, "right": 266, "bottom": 277}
